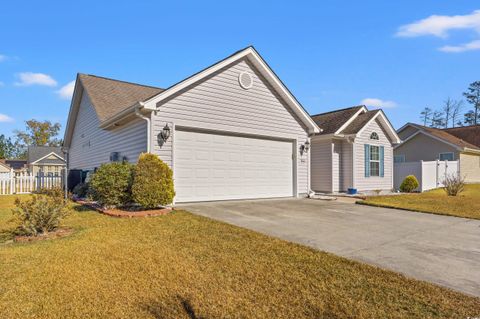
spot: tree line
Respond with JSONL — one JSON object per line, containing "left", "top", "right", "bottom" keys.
{"left": 0, "top": 120, "right": 62, "bottom": 159}
{"left": 419, "top": 81, "right": 480, "bottom": 128}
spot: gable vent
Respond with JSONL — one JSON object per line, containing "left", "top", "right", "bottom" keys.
{"left": 238, "top": 71, "right": 253, "bottom": 90}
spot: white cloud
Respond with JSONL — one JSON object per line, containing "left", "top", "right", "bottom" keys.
{"left": 56, "top": 80, "right": 75, "bottom": 99}
{"left": 0, "top": 113, "right": 14, "bottom": 123}
{"left": 439, "top": 39, "right": 480, "bottom": 52}
{"left": 361, "top": 98, "right": 397, "bottom": 109}
{"left": 15, "top": 72, "right": 57, "bottom": 87}
{"left": 396, "top": 10, "right": 480, "bottom": 53}
{"left": 396, "top": 10, "right": 480, "bottom": 38}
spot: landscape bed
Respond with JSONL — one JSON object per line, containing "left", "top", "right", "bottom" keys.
{"left": 359, "top": 184, "right": 480, "bottom": 220}
{"left": 0, "top": 195, "right": 479, "bottom": 318}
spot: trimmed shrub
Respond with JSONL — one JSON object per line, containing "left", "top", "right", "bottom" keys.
{"left": 12, "top": 194, "right": 69, "bottom": 236}
{"left": 399, "top": 175, "right": 419, "bottom": 193}
{"left": 443, "top": 173, "right": 465, "bottom": 196}
{"left": 89, "top": 162, "right": 133, "bottom": 208}
{"left": 132, "top": 153, "right": 175, "bottom": 209}
{"left": 72, "top": 183, "right": 89, "bottom": 198}
{"left": 36, "top": 186, "right": 65, "bottom": 199}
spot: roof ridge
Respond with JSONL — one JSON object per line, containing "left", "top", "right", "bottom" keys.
{"left": 311, "top": 105, "right": 364, "bottom": 117}
{"left": 78, "top": 73, "right": 164, "bottom": 90}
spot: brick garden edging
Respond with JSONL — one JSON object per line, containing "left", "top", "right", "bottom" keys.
{"left": 74, "top": 199, "right": 172, "bottom": 218}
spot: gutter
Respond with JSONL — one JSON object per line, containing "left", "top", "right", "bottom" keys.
{"left": 134, "top": 102, "right": 152, "bottom": 153}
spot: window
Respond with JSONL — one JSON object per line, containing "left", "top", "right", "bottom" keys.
{"left": 370, "top": 145, "right": 380, "bottom": 176}
{"left": 394, "top": 155, "right": 405, "bottom": 163}
{"left": 370, "top": 132, "right": 379, "bottom": 140}
{"left": 439, "top": 152, "right": 454, "bottom": 161}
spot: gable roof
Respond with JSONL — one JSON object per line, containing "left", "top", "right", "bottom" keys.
{"left": 396, "top": 123, "right": 480, "bottom": 151}
{"left": 64, "top": 47, "right": 321, "bottom": 147}
{"left": 78, "top": 74, "right": 164, "bottom": 122}
{"left": 341, "top": 110, "right": 381, "bottom": 134}
{"left": 27, "top": 146, "right": 65, "bottom": 164}
{"left": 311, "top": 106, "right": 365, "bottom": 134}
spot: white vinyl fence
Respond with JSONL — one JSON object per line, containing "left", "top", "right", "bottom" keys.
{"left": 394, "top": 160, "right": 459, "bottom": 192}
{"left": 0, "top": 171, "right": 63, "bottom": 195}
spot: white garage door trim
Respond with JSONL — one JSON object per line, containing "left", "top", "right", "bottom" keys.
{"left": 173, "top": 126, "right": 297, "bottom": 203}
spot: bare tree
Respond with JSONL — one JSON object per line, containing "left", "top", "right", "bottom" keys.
{"left": 430, "top": 110, "right": 445, "bottom": 128}
{"left": 450, "top": 99, "right": 464, "bottom": 128}
{"left": 443, "top": 97, "right": 454, "bottom": 128}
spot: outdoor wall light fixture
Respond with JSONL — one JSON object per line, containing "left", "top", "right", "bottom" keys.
{"left": 160, "top": 123, "right": 171, "bottom": 142}
{"left": 300, "top": 140, "right": 310, "bottom": 155}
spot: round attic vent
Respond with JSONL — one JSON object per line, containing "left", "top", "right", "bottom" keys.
{"left": 238, "top": 71, "right": 253, "bottom": 89}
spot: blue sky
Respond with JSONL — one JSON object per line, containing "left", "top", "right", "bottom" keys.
{"left": 1, "top": 1, "right": 479, "bottom": 138}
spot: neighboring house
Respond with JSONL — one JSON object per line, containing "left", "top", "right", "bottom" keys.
{"left": 27, "top": 146, "right": 66, "bottom": 176}
{"left": 0, "top": 160, "right": 11, "bottom": 174}
{"left": 310, "top": 106, "right": 401, "bottom": 193}
{"left": 63, "top": 46, "right": 321, "bottom": 203}
{"left": 1, "top": 159, "right": 27, "bottom": 172}
{"left": 395, "top": 123, "right": 480, "bottom": 183}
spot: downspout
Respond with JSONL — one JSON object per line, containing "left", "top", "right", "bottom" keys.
{"left": 135, "top": 102, "right": 151, "bottom": 153}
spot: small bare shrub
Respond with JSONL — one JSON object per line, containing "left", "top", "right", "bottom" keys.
{"left": 443, "top": 173, "right": 465, "bottom": 196}
{"left": 12, "top": 194, "right": 69, "bottom": 236}
{"left": 36, "top": 186, "right": 65, "bottom": 199}
{"left": 399, "top": 175, "right": 419, "bottom": 193}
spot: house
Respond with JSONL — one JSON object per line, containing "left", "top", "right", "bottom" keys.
{"left": 27, "top": 146, "right": 66, "bottom": 176}
{"left": 395, "top": 123, "right": 480, "bottom": 183}
{"left": 309, "top": 106, "right": 401, "bottom": 193}
{"left": 0, "top": 159, "right": 27, "bottom": 172}
{"left": 0, "top": 160, "right": 11, "bottom": 174}
{"left": 63, "top": 47, "right": 321, "bottom": 203}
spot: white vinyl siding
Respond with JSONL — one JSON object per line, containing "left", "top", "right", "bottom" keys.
{"left": 69, "top": 93, "right": 148, "bottom": 170}
{"left": 353, "top": 119, "right": 393, "bottom": 191}
{"left": 332, "top": 141, "right": 341, "bottom": 192}
{"left": 459, "top": 152, "right": 480, "bottom": 183}
{"left": 311, "top": 139, "right": 332, "bottom": 192}
{"left": 152, "top": 58, "right": 310, "bottom": 195}
{"left": 341, "top": 141, "right": 353, "bottom": 190}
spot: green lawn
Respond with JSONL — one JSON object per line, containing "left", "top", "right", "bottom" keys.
{"left": 360, "top": 184, "right": 480, "bottom": 220}
{"left": 0, "top": 196, "right": 479, "bottom": 318}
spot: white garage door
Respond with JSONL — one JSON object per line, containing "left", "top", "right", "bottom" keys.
{"left": 175, "top": 130, "right": 294, "bottom": 202}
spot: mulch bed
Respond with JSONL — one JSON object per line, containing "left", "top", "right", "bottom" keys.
{"left": 74, "top": 199, "right": 172, "bottom": 218}
{"left": 14, "top": 228, "right": 74, "bottom": 243}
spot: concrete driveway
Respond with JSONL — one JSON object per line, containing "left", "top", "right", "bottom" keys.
{"left": 179, "top": 198, "right": 480, "bottom": 297}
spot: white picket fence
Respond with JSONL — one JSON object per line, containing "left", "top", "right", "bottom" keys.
{"left": 394, "top": 160, "right": 459, "bottom": 192}
{"left": 0, "top": 171, "right": 63, "bottom": 195}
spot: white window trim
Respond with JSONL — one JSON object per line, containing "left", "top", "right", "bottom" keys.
{"left": 369, "top": 145, "right": 380, "bottom": 177}
{"left": 439, "top": 152, "right": 454, "bottom": 161}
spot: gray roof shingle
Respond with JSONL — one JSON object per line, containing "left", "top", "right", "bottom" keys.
{"left": 311, "top": 106, "right": 364, "bottom": 135}
{"left": 27, "top": 146, "right": 65, "bottom": 164}
{"left": 78, "top": 74, "right": 164, "bottom": 123}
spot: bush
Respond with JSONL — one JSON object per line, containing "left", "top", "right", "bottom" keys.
{"left": 36, "top": 186, "right": 65, "bottom": 199}
{"left": 72, "top": 183, "right": 89, "bottom": 198}
{"left": 443, "top": 173, "right": 465, "bottom": 196}
{"left": 132, "top": 153, "right": 175, "bottom": 209}
{"left": 12, "top": 194, "right": 69, "bottom": 236}
{"left": 400, "top": 175, "right": 419, "bottom": 193}
{"left": 89, "top": 162, "right": 133, "bottom": 208}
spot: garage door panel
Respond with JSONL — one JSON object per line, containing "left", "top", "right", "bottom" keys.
{"left": 174, "top": 130, "right": 293, "bottom": 202}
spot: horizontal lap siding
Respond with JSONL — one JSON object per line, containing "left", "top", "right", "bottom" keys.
{"left": 341, "top": 141, "right": 353, "bottom": 191}
{"left": 460, "top": 153, "right": 480, "bottom": 183}
{"left": 311, "top": 139, "right": 332, "bottom": 192}
{"left": 69, "top": 93, "right": 148, "bottom": 170}
{"left": 152, "top": 59, "right": 310, "bottom": 194}
{"left": 354, "top": 119, "right": 393, "bottom": 191}
{"left": 394, "top": 133, "right": 459, "bottom": 162}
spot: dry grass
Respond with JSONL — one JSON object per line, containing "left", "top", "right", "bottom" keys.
{"left": 361, "top": 184, "right": 480, "bottom": 220}
{"left": 0, "top": 195, "right": 479, "bottom": 318}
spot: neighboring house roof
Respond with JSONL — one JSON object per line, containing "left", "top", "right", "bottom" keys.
{"left": 444, "top": 125, "right": 480, "bottom": 148}
{"left": 78, "top": 74, "right": 164, "bottom": 122}
{"left": 311, "top": 106, "right": 364, "bottom": 134}
{"left": 27, "top": 146, "right": 65, "bottom": 164}
{"left": 396, "top": 123, "right": 480, "bottom": 152}
{"left": 4, "top": 160, "right": 27, "bottom": 170}
{"left": 64, "top": 46, "right": 321, "bottom": 147}
{"left": 0, "top": 160, "right": 11, "bottom": 171}
{"left": 311, "top": 105, "right": 400, "bottom": 143}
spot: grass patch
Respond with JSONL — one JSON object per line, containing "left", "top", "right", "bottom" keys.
{"left": 360, "top": 184, "right": 480, "bottom": 220}
{"left": 0, "top": 195, "right": 479, "bottom": 318}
